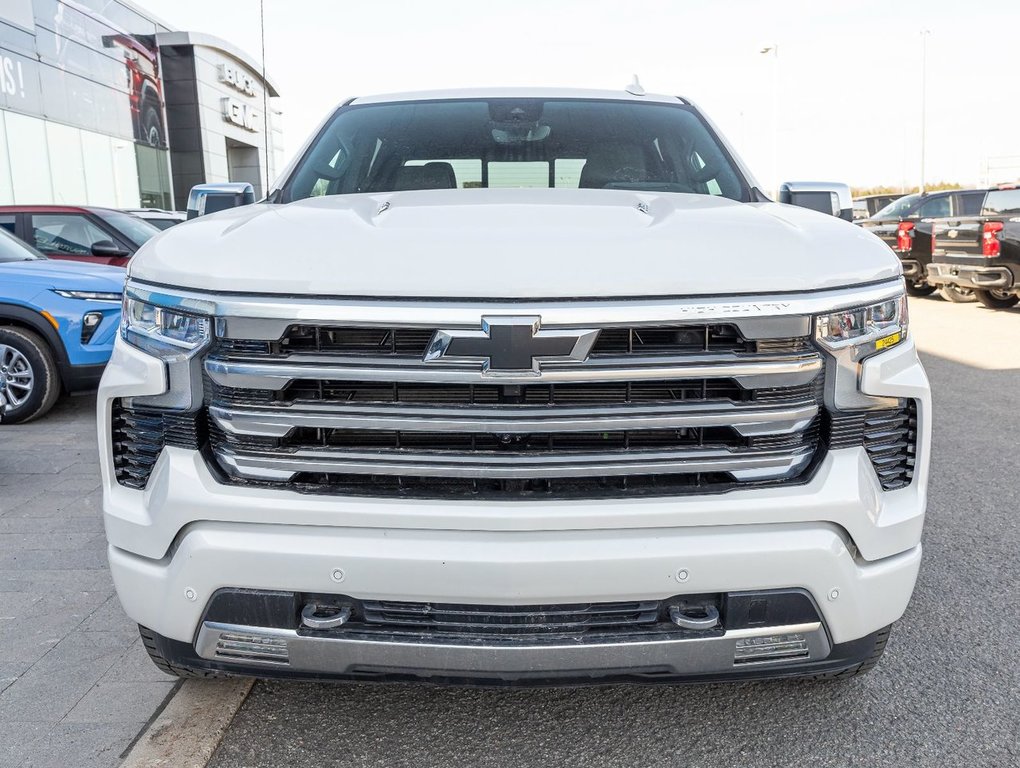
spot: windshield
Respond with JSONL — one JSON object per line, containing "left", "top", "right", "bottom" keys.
{"left": 871, "top": 194, "right": 920, "bottom": 220}
{"left": 94, "top": 210, "right": 160, "bottom": 247}
{"left": 282, "top": 99, "right": 748, "bottom": 202}
{"left": 0, "top": 229, "right": 44, "bottom": 263}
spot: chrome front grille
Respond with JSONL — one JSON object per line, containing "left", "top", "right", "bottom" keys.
{"left": 200, "top": 316, "right": 827, "bottom": 499}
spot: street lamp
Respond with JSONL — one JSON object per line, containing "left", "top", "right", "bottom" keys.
{"left": 759, "top": 43, "right": 779, "bottom": 199}
{"left": 919, "top": 30, "right": 930, "bottom": 194}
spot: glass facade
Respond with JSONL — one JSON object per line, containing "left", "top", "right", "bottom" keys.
{"left": 0, "top": 0, "right": 279, "bottom": 211}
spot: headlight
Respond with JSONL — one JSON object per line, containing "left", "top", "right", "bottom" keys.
{"left": 53, "top": 290, "right": 122, "bottom": 302}
{"left": 814, "top": 293, "right": 908, "bottom": 360}
{"left": 121, "top": 297, "right": 210, "bottom": 359}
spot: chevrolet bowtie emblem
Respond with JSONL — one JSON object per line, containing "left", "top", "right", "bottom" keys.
{"left": 424, "top": 316, "right": 599, "bottom": 374}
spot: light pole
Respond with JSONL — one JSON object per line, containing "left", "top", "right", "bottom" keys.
{"left": 759, "top": 44, "right": 779, "bottom": 199}
{"left": 919, "top": 30, "right": 930, "bottom": 194}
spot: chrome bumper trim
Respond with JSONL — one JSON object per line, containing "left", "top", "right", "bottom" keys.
{"left": 209, "top": 400, "right": 819, "bottom": 438}
{"left": 926, "top": 264, "right": 1014, "bottom": 290}
{"left": 194, "top": 620, "right": 830, "bottom": 677}
{"left": 215, "top": 444, "right": 815, "bottom": 481}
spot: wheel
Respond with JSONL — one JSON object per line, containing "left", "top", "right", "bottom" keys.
{"left": 905, "top": 281, "right": 936, "bottom": 297}
{"left": 138, "top": 625, "right": 228, "bottom": 679}
{"left": 938, "top": 285, "right": 976, "bottom": 303}
{"left": 809, "top": 625, "right": 892, "bottom": 681}
{"left": 973, "top": 288, "right": 1019, "bottom": 309}
{"left": 0, "top": 326, "right": 61, "bottom": 424}
{"left": 141, "top": 105, "right": 163, "bottom": 147}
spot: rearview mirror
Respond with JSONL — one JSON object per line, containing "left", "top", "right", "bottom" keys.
{"left": 186, "top": 182, "right": 256, "bottom": 220}
{"left": 779, "top": 182, "right": 853, "bottom": 221}
{"left": 91, "top": 240, "right": 129, "bottom": 258}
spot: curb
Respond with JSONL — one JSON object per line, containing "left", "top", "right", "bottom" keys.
{"left": 119, "top": 677, "right": 255, "bottom": 768}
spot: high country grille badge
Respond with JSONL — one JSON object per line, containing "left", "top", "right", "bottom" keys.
{"left": 424, "top": 316, "right": 598, "bottom": 374}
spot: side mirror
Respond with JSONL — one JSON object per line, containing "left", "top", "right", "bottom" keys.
{"left": 91, "top": 240, "right": 129, "bottom": 258}
{"left": 186, "top": 182, "right": 256, "bottom": 220}
{"left": 779, "top": 182, "right": 853, "bottom": 222}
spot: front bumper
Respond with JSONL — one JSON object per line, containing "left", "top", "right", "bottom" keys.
{"left": 113, "top": 522, "right": 920, "bottom": 681}
{"left": 99, "top": 311, "right": 930, "bottom": 682}
{"left": 926, "top": 262, "right": 1015, "bottom": 290}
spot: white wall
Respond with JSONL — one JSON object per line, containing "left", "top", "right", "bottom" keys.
{"left": 0, "top": 111, "right": 142, "bottom": 207}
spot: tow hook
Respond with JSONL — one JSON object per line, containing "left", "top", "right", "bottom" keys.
{"left": 668, "top": 604, "right": 720, "bottom": 630}
{"left": 301, "top": 603, "right": 352, "bottom": 630}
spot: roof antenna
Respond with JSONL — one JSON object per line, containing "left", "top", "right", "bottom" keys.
{"left": 259, "top": 0, "right": 270, "bottom": 199}
{"left": 625, "top": 75, "right": 645, "bottom": 96}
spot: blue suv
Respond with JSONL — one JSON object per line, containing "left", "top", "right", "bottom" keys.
{"left": 0, "top": 228, "right": 124, "bottom": 423}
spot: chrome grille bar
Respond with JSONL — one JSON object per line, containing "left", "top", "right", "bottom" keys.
{"left": 209, "top": 400, "right": 819, "bottom": 438}
{"left": 205, "top": 353, "right": 822, "bottom": 390}
{"left": 216, "top": 444, "right": 815, "bottom": 481}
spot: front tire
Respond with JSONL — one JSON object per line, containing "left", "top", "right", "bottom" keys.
{"left": 905, "top": 281, "right": 936, "bottom": 297}
{"left": 939, "top": 285, "right": 976, "bottom": 303}
{"left": 973, "top": 288, "right": 1019, "bottom": 309}
{"left": 0, "top": 326, "right": 61, "bottom": 423}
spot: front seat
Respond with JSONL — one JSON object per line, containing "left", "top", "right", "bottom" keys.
{"left": 578, "top": 143, "right": 650, "bottom": 188}
{"left": 392, "top": 161, "right": 458, "bottom": 191}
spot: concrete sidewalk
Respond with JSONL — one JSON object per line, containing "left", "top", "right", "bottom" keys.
{"left": 0, "top": 396, "right": 176, "bottom": 768}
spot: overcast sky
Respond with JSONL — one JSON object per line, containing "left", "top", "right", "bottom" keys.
{"left": 144, "top": 0, "right": 1020, "bottom": 191}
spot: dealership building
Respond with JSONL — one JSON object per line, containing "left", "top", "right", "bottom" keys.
{"left": 0, "top": 0, "right": 282, "bottom": 212}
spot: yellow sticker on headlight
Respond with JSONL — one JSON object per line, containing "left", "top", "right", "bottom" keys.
{"left": 875, "top": 331, "right": 902, "bottom": 350}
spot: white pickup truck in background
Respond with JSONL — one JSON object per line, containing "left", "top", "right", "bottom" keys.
{"left": 98, "top": 88, "right": 929, "bottom": 684}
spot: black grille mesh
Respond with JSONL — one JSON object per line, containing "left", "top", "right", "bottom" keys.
{"left": 212, "top": 325, "right": 811, "bottom": 359}
{"left": 111, "top": 402, "right": 204, "bottom": 489}
{"left": 359, "top": 599, "right": 663, "bottom": 639}
{"left": 829, "top": 400, "right": 918, "bottom": 490}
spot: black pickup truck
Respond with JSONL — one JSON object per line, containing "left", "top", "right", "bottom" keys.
{"left": 927, "top": 186, "right": 1020, "bottom": 309}
{"left": 859, "top": 189, "right": 987, "bottom": 300}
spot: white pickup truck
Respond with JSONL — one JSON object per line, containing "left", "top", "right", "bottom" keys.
{"left": 98, "top": 88, "right": 929, "bottom": 684}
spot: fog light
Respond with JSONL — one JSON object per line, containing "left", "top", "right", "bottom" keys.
{"left": 81, "top": 312, "right": 103, "bottom": 344}
{"left": 734, "top": 633, "right": 810, "bottom": 664}
{"left": 214, "top": 631, "right": 290, "bottom": 664}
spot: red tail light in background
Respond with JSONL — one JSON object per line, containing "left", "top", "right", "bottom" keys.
{"left": 896, "top": 221, "right": 914, "bottom": 252}
{"left": 982, "top": 221, "right": 1004, "bottom": 257}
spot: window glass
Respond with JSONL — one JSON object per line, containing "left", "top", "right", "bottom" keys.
{"left": 489, "top": 161, "right": 548, "bottom": 188}
{"left": 956, "top": 192, "right": 985, "bottom": 217}
{"left": 135, "top": 144, "right": 172, "bottom": 209}
{"left": 0, "top": 0, "right": 34, "bottom": 30}
{"left": 403, "top": 159, "right": 482, "bottom": 189}
{"left": 982, "top": 189, "right": 1020, "bottom": 216}
{"left": 0, "top": 114, "right": 13, "bottom": 204}
{"left": 916, "top": 196, "right": 950, "bottom": 218}
{"left": 0, "top": 229, "right": 40, "bottom": 262}
{"left": 93, "top": 209, "right": 159, "bottom": 246}
{"left": 554, "top": 159, "right": 586, "bottom": 188}
{"left": 46, "top": 122, "right": 88, "bottom": 205}
{"left": 32, "top": 214, "right": 111, "bottom": 255}
{"left": 0, "top": 214, "right": 15, "bottom": 235}
{"left": 81, "top": 130, "right": 118, "bottom": 206}
{"left": 5, "top": 112, "right": 53, "bottom": 203}
{"left": 144, "top": 218, "right": 179, "bottom": 231}
{"left": 285, "top": 99, "right": 748, "bottom": 202}
{"left": 872, "top": 194, "right": 919, "bottom": 220}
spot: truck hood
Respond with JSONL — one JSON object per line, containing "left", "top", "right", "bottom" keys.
{"left": 0, "top": 260, "right": 126, "bottom": 292}
{"left": 131, "top": 189, "right": 900, "bottom": 298}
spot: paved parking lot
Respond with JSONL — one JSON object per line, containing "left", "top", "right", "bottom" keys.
{"left": 0, "top": 398, "right": 177, "bottom": 768}
{"left": 2, "top": 297, "right": 1019, "bottom": 767}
